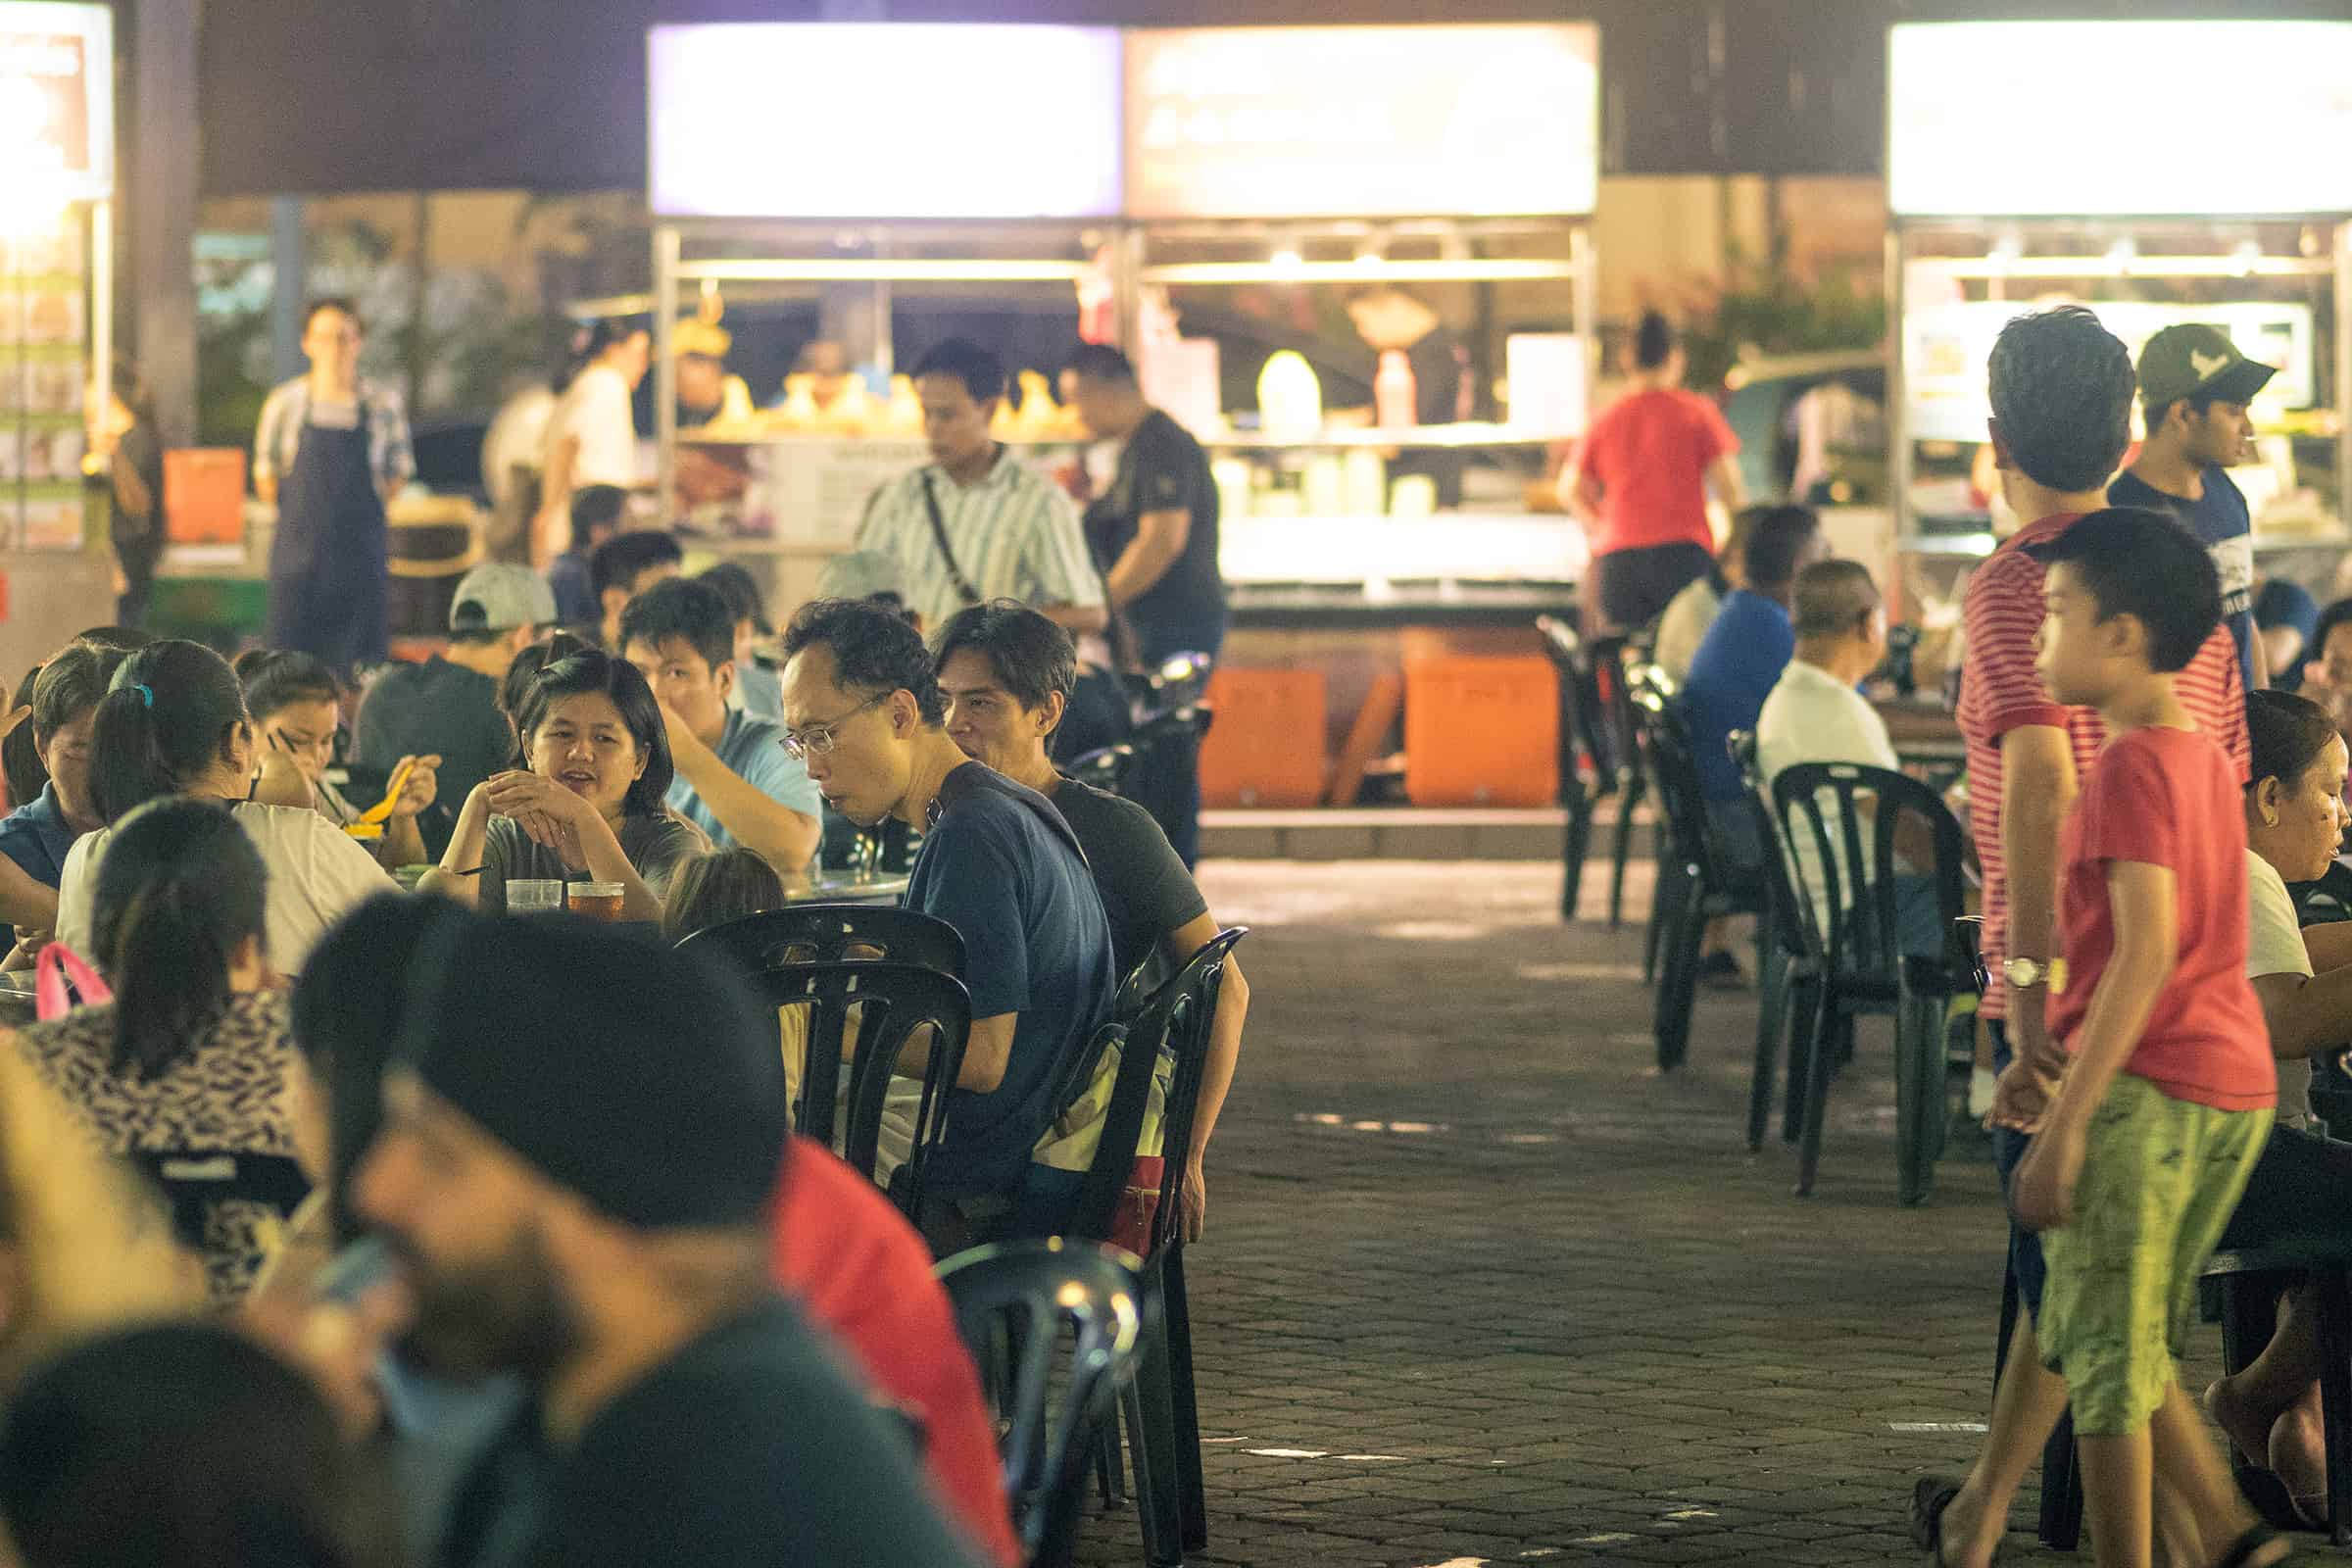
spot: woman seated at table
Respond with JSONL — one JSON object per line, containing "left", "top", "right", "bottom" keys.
{"left": 56, "top": 640, "right": 395, "bottom": 975}
{"left": 237, "top": 649, "right": 439, "bottom": 870}
{"left": 424, "top": 648, "right": 705, "bottom": 920}
{"left": 662, "top": 846, "right": 786, "bottom": 946}
{"left": 15, "top": 797, "right": 318, "bottom": 1306}
{"left": 2201, "top": 688, "right": 2352, "bottom": 1525}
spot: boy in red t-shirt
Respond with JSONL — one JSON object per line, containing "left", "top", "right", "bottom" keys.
{"left": 2008, "top": 509, "right": 2280, "bottom": 1568}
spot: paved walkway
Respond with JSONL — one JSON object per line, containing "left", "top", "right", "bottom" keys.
{"left": 1071, "top": 859, "right": 2345, "bottom": 1567}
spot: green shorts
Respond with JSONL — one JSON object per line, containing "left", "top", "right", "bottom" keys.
{"left": 2037, "top": 1073, "right": 2270, "bottom": 1436}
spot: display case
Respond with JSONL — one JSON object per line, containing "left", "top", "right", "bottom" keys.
{"left": 1886, "top": 19, "right": 2352, "bottom": 590}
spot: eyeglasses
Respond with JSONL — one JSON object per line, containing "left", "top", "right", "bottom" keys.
{"left": 779, "top": 691, "right": 890, "bottom": 760}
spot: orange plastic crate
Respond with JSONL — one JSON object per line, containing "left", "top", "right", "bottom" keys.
{"left": 164, "top": 448, "right": 248, "bottom": 545}
{"left": 1403, "top": 657, "right": 1559, "bottom": 808}
{"left": 1198, "top": 667, "right": 1327, "bottom": 808}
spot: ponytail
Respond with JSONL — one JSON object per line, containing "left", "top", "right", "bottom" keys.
{"left": 87, "top": 641, "right": 249, "bottom": 825}
{"left": 90, "top": 799, "right": 267, "bottom": 1081}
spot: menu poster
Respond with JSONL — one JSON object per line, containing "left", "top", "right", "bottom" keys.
{"left": 2, "top": 208, "right": 91, "bottom": 553}
{"left": 1125, "top": 24, "right": 1599, "bottom": 220}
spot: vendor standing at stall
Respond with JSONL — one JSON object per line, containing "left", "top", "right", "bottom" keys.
{"left": 253, "top": 298, "right": 414, "bottom": 675}
{"left": 534, "top": 319, "right": 651, "bottom": 565}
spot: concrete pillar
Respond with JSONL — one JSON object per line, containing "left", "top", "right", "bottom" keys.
{"left": 269, "top": 197, "right": 305, "bottom": 384}
{"left": 127, "top": 0, "right": 200, "bottom": 447}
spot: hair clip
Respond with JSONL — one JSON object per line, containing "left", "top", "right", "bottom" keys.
{"left": 133, "top": 682, "right": 154, "bottom": 709}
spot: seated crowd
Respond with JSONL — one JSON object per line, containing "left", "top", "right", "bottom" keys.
{"left": 0, "top": 539, "right": 1247, "bottom": 1561}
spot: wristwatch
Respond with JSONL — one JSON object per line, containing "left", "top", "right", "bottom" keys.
{"left": 2003, "top": 956, "right": 2068, "bottom": 994}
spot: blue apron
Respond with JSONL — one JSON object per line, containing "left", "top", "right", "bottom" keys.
{"left": 267, "top": 400, "right": 389, "bottom": 672}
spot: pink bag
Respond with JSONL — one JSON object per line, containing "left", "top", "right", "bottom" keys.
{"left": 33, "top": 943, "right": 112, "bottom": 1021}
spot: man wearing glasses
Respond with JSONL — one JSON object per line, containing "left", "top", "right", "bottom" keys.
{"left": 776, "top": 597, "right": 1116, "bottom": 1246}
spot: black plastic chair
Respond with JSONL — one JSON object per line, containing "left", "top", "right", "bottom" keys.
{"left": 1537, "top": 615, "right": 1624, "bottom": 922}
{"left": 678, "top": 904, "right": 965, "bottom": 976}
{"left": 2198, "top": 1241, "right": 2352, "bottom": 1544}
{"left": 1591, "top": 634, "right": 1652, "bottom": 933}
{"left": 938, "top": 1239, "right": 1150, "bottom": 1568}
{"left": 1771, "top": 761, "right": 1971, "bottom": 1203}
{"left": 1068, "top": 927, "right": 1249, "bottom": 1564}
{"left": 1730, "top": 731, "right": 1826, "bottom": 1155}
{"left": 757, "top": 961, "right": 972, "bottom": 1220}
{"left": 125, "top": 1149, "right": 314, "bottom": 1266}
{"left": 1636, "top": 686, "right": 1765, "bottom": 1073}
{"left": 1066, "top": 744, "right": 1142, "bottom": 799}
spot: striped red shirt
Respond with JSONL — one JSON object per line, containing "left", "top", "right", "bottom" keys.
{"left": 1956, "top": 512, "right": 2249, "bottom": 1022}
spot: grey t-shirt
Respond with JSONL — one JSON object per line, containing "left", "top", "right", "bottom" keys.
{"left": 480, "top": 811, "right": 708, "bottom": 913}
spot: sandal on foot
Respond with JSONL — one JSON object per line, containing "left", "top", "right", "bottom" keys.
{"left": 2215, "top": 1524, "right": 2292, "bottom": 1568}
{"left": 1910, "top": 1475, "right": 1962, "bottom": 1561}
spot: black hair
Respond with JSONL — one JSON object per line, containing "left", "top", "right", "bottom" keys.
{"left": 696, "top": 562, "right": 770, "bottom": 636}
{"left": 1740, "top": 504, "right": 1822, "bottom": 592}
{"left": 500, "top": 631, "right": 589, "bottom": 724}
{"left": 4, "top": 665, "right": 43, "bottom": 808}
{"left": 2027, "top": 507, "right": 2221, "bottom": 674}
{"left": 932, "top": 599, "right": 1077, "bottom": 714}
{"left": 2247, "top": 689, "right": 2342, "bottom": 800}
{"left": 71, "top": 625, "right": 152, "bottom": 652}
{"left": 588, "top": 530, "right": 684, "bottom": 604}
{"left": 1635, "top": 311, "right": 1677, "bottom": 371}
{"left": 570, "top": 483, "right": 629, "bottom": 547}
{"left": 293, "top": 894, "right": 461, "bottom": 1245}
{"left": 107, "top": 355, "right": 156, "bottom": 428}
{"left": 2312, "top": 599, "right": 2352, "bottom": 669}
{"left": 2143, "top": 390, "right": 2225, "bottom": 439}
{"left": 91, "top": 797, "right": 268, "bottom": 1081}
{"left": 512, "top": 648, "right": 674, "bottom": 816}
{"left": 233, "top": 649, "right": 341, "bottom": 725}
{"left": 89, "top": 640, "right": 251, "bottom": 825}
{"left": 1065, "top": 343, "right": 1138, "bottom": 387}
{"left": 302, "top": 296, "right": 358, "bottom": 332}
{"left": 909, "top": 337, "right": 1005, "bottom": 405}
{"left": 0, "top": 1321, "right": 388, "bottom": 1568}
{"left": 618, "top": 577, "right": 736, "bottom": 674}
{"left": 783, "top": 597, "right": 948, "bottom": 726}
{"left": 30, "top": 644, "right": 126, "bottom": 743}
{"left": 662, "top": 848, "right": 787, "bottom": 946}
{"left": 554, "top": 318, "right": 650, "bottom": 396}
{"left": 1987, "top": 306, "right": 2135, "bottom": 494}
{"left": 1790, "top": 559, "right": 1881, "bottom": 640}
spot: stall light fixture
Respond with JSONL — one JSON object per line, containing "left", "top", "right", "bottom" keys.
{"left": 1923, "top": 254, "right": 2328, "bottom": 280}
{"left": 1143, "top": 258, "right": 1582, "bottom": 285}
{"left": 2104, "top": 238, "right": 2138, "bottom": 273}
{"left": 2232, "top": 240, "right": 2264, "bottom": 277}
{"left": 1269, "top": 247, "right": 1305, "bottom": 274}
{"left": 674, "top": 258, "right": 1093, "bottom": 283}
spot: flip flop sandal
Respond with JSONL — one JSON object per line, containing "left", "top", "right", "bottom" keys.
{"left": 2215, "top": 1523, "right": 2293, "bottom": 1567}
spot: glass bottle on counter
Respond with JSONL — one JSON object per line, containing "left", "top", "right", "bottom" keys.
{"left": 1375, "top": 350, "right": 1419, "bottom": 430}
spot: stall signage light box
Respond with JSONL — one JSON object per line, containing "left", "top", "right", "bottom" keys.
{"left": 648, "top": 24, "right": 1122, "bottom": 220}
{"left": 1890, "top": 21, "right": 2352, "bottom": 217}
{"left": 0, "top": 1, "right": 112, "bottom": 203}
{"left": 1124, "top": 24, "right": 1598, "bottom": 220}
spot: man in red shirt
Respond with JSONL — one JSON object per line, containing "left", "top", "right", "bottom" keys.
{"left": 1564, "top": 312, "right": 1747, "bottom": 634}
{"left": 1915, "top": 307, "right": 2248, "bottom": 1568}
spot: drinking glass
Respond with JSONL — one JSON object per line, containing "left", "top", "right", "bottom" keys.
{"left": 506, "top": 878, "right": 565, "bottom": 914}
{"left": 566, "top": 880, "right": 626, "bottom": 922}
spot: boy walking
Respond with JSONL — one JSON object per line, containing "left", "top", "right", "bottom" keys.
{"left": 2010, "top": 508, "right": 2283, "bottom": 1568}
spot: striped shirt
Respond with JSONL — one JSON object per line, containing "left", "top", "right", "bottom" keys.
{"left": 855, "top": 448, "right": 1102, "bottom": 632}
{"left": 252, "top": 375, "right": 415, "bottom": 493}
{"left": 1957, "top": 511, "right": 2248, "bottom": 1022}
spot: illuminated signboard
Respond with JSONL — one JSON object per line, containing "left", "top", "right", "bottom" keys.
{"left": 1124, "top": 24, "right": 1598, "bottom": 220}
{"left": 648, "top": 24, "right": 1122, "bottom": 220}
{"left": 0, "top": 1, "right": 112, "bottom": 201}
{"left": 1890, "top": 22, "right": 2352, "bottom": 217}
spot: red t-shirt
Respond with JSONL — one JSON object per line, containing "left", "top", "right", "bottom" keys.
{"left": 2046, "top": 726, "right": 2274, "bottom": 1111}
{"left": 1955, "top": 512, "right": 2248, "bottom": 1021}
{"left": 770, "top": 1141, "right": 1023, "bottom": 1567}
{"left": 1576, "top": 387, "right": 1739, "bottom": 557}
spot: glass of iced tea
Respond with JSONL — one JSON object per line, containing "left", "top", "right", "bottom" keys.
{"left": 567, "top": 880, "right": 626, "bottom": 922}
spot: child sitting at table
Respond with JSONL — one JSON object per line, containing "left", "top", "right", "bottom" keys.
{"left": 2002, "top": 508, "right": 2284, "bottom": 1568}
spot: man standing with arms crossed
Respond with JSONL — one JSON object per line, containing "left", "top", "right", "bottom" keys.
{"left": 1914, "top": 306, "right": 2249, "bottom": 1568}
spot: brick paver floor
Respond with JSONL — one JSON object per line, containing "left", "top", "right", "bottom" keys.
{"left": 1071, "top": 859, "right": 2347, "bottom": 1567}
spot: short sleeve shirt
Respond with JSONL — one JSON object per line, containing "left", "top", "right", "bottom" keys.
{"left": 1756, "top": 660, "right": 1901, "bottom": 932}
{"left": 1956, "top": 511, "right": 2249, "bottom": 1021}
{"left": 855, "top": 449, "right": 1104, "bottom": 633}
{"left": 2109, "top": 466, "right": 2257, "bottom": 694}
{"left": 355, "top": 657, "right": 515, "bottom": 857}
{"left": 1576, "top": 387, "right": 1739, "bottom": 558}
{"left": 2048, "top": 726, "right": 2273, "bottom": 1111}
{"left": 1679, "top": 589, "right": 1794, "bottom": 801}
{"left": 664, "top": 709, "right": 822, "bottom": 860}
{"left": 1049, "top": 777, "right": 1209, "bottom": 986}
{"left": 904, "top": 763, "right": 1115, "bottom": 1201}
{"left": 1083, "top": 410, "right": 1225, "bottom": 659}
{"left": 0, "top": 784, "right": 78, "bottom": 888}
{"left": 480, "top": 810, "right": 708, "bottom": 913}
{"left": 544, "top": 365, "right": 640, "bottom": 490}
{"left": 2246, "top": 849, "right": 2315, "bottom": 1129}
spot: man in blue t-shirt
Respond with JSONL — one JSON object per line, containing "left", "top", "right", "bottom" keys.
{"left": 1677, "top": 506, "right": 1824, "bottom": 982}
{"left": 777, "top": 596, "right": 1115, "bottom": 1234}
{"left": 622, "top": 578, "right": 821, "bottom": 877}
{"left": 2109, "top": 323, "right": 2278, "bottom": 695}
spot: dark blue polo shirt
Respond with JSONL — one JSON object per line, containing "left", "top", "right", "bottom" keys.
{"left": 0, "top": 785, "right": 77, "bottom": 889}
{"left": 1681, "top": 588, "right": 1795, "bottom": 802}
{"left": 906, "top": 762, "right": 1114, "bottom": 1202}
